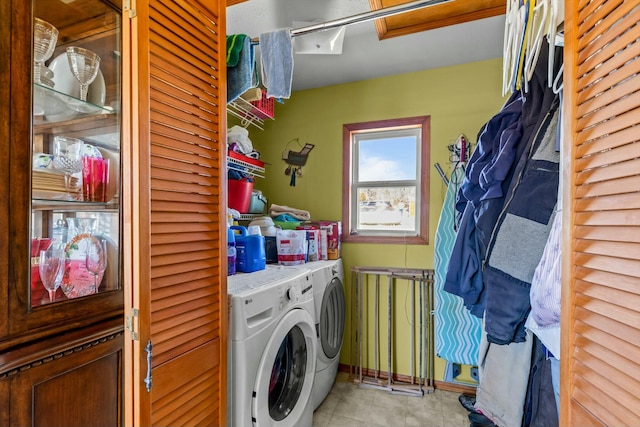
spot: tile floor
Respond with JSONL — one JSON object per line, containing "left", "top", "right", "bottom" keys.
{"left": 313, "top": 373, "right": 471, "bottom": 427}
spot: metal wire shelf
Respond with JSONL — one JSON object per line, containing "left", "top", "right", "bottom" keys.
{"left": 227, "top": 97, "right": 273, "bottom": 130}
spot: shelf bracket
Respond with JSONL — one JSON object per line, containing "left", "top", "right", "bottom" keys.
{"left": 126, "top": 308, "right": 139, "bottom": 341}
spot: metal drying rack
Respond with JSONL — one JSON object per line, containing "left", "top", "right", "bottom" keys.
{"left": 350, "top": 266, "right": 435, "bottom": 397}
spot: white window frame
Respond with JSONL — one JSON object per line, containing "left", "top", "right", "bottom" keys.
{"left": 342, "top": 116, "right": 430, "bottom": 245}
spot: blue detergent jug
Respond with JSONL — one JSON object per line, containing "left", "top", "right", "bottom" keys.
{"left": 230, "top": 225, "right": 266, "bottom": 273}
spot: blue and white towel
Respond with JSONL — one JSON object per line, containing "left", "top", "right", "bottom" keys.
{"left": 259, "top": 29, "right": 294, "bottom": 99}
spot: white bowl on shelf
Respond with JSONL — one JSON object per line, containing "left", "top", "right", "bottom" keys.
{"left": 48, "top": 52, "right": 106, "bottom": 106}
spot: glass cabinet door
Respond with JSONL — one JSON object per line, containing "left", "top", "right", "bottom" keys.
{"left": 30, "top": 0, "right": 121, "bottom": 308}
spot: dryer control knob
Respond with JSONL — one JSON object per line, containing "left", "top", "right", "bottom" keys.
{"left": 286, "top": 287, "right": 300, "bottom": 301}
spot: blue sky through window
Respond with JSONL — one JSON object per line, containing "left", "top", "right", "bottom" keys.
{"left": 358, "top": 136, "right": 417, "bottom": 181}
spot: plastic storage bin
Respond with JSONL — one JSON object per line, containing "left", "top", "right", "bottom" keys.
{"left": 274, "top": 219, "right": 301, "bottom": 230}
{"left": 228, "top": 178, "right": 253, "bottom": 213}
{"left": 248, "top": 190, "right": 267, "bottom": 214}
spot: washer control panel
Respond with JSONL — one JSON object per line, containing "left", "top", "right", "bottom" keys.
{"left": 278, "top": 274, "right": 312, "bottom": 311}
{"left": 228, "top": 268, "right": 314, "bottom": 341}
{"left": 286, "top": 286, "right": 300, "bottom": 302}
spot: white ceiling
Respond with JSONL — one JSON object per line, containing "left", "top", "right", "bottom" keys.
{"left": 226, "top": 0, "right": 506, "bottom": 92}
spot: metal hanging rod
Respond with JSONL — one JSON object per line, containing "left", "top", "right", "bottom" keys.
{"left": 251, "top": 0, "right": 453, "bottom": 43}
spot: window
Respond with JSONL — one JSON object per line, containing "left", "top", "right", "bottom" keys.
{"left": 342, "top": 116, "right": 430, "bottom": 244}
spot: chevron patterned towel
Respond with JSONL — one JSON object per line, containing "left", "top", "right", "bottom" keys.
{"left": 434, "top": 166, "right": 482, "bottom": 366}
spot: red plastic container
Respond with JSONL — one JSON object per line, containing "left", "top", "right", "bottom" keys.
{"left": 250, "top": 92, "right": 274, "bottom": 119}
{"left": 228, "top": 178, "right": 254, "bottom": 213}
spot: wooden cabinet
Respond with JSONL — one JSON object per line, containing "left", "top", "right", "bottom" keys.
{"left": 2, "top": 0, "right": 230, "bottom": 424}
{"left": 0, "top": 319, "right": 123, "bottom": 427}
{"left": 1, "top": 0, "right": 125, "bottom": 425}
{"left": 3, "top": 0, "right": 124, "bottom": 336}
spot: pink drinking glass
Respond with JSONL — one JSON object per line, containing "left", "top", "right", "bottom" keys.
{"left": 82, "top": 156, "right": 110, "bottom": 202}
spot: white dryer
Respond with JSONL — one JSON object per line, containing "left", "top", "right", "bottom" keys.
{"left": 228, "top": 266, "right": 316, "bottom": 427}
{"left": 306, "top": 259, "right": 346, "bottom": 410}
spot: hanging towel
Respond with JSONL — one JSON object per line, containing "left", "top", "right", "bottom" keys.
{"left": 226, "top": 34, "right": 247, "bottom": 67}
{"left": 227, "top": 35, "right": 255, "bottom": 104}
{"left": 259, "top": 29, "right": 294, "bottom": 99}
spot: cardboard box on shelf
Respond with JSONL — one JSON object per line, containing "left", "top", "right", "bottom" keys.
{"left": 295, "top": 224, "right": 321, "bottom": 261}
{"left": 318, "top": 229, "right": 328, "bottom": 260}
{"left": 296, "top": 222, "right": 338, "bottom": 261}
{"left": 318, "top": 221, "right": 341, "bottom": 260}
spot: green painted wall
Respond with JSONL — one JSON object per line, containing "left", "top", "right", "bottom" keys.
{"left": 238, "top": 57, "right": 506, "bottom": 384}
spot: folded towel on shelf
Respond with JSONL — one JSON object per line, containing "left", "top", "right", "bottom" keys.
{"left": 227, "top": 35, "right": 256, "bottom": 103}
{"left": 259, "top": 29, "right": 293, "bottom": 99}
{"left": 226, "top": 34, "right": 247, "bottom": 67}
{"left": 269, "top": 203, "right": 311, "bottom": 221}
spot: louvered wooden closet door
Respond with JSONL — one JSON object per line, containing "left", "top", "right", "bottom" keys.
{"left": 125, "top": 0, "right": 227, "bottom": 425}
{"left": 562, "top": 1, "right": 640, "bottom": 426}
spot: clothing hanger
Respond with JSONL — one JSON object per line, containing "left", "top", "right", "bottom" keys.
{"left": 547, "top": 0, "right": 564, "bottom": 87}
{"left": 552, "top": 62, "right": 564, "bottom": 94}
{"left": 515, "top": 0, "right": 536, "bottom": 92}
{"left": 523, "top": 0, "right": 549, "bottom": 92}
{"left": 504, "top": 0, "right": 525, "bottom": 94}
{"left": 502, "top": 0, "right": 517, "bottom": 95}
{"left": 509, "top": 0, "right": 530, "bottom": 93}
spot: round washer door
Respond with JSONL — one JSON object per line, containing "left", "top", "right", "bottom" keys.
{"left": 253, "top": 308, "right": 316, "bottom": 427}
{"left": 320, "top": 277, "right": 345, "bottom": 359}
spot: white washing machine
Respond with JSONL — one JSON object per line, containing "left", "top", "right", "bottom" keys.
{"left": 228, "top": 266, "right": 316, "bottom": 427}
{"left": 306, "top": 259, "right": 346, "bottom": 410}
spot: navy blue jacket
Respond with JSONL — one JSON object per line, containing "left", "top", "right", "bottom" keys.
{"left": 445, "top": 92, "right": 524, "bottom": 317}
